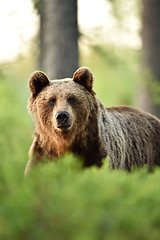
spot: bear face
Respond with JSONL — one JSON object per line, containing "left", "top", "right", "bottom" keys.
{"left": 28, "top": 67, "right": 98, "bottom": 147}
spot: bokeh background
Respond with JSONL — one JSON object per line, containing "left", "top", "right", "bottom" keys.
{"left": 1, "top": 0, "right": 160, "bottom": 239}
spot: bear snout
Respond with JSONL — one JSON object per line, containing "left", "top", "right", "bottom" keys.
{"left": 55, "top": 111, "right": 71, "bottom": 131}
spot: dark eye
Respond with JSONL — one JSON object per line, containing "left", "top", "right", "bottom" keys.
{"left": 67, "top": 96, "right": 77, "bottom": 106}
{"left": 49, "top": 98, "right": 56, "bottom": 107}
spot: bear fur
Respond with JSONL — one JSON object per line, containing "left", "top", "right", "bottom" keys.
{"left": 25, "top": 67, "right": 160, "bottom": 175}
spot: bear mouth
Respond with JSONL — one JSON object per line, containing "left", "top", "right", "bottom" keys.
{"left": 56, "top": 124, "right": 72, "bottom": 133}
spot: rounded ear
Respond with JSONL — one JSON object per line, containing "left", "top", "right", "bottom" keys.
{"left": 29, "top": 71, "right": 50, "bottom": 97}
{"left": 73, "top": 67, "right": 95, "bottom": 95}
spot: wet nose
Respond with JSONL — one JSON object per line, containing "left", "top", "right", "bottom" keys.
{"left": 56, "top": 111, "right": 70, "bottom": 125}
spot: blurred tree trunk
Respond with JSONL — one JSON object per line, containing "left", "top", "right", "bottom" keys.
{"left": 38, "top": 0, "right": 78, "bottom": 79}
{"left": 141, "top": 0, "right": 160, "bottom": 117}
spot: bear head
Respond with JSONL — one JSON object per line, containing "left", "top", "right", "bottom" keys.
{"left": 28, "top": 67, "right": 97, "bottom": 141}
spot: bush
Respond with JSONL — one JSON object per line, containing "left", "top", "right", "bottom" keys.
{"left": 1, "top": 153, "right": 160, "bottom": 240}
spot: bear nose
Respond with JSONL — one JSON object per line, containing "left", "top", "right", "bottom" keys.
{"left": 56, "top": 111, "right": 70, "bottom": 126}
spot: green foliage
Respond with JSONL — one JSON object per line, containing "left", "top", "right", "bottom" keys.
{"left": 1, "top": 149, "right": 160, "bottom": 240}
{"left": 141, "top": 68, "right": 160, "bottom": 105}
{"left": 32, "top": 0, "right": 43, "bottom": 13}
{"left": 0, "top": 54, "right": 159, "bottom": 239}
{"left": 80, "top": 44, "right": 140, "bottom": 106}
{"left": 107, "top": 0, "right": 141, "bottom": 23}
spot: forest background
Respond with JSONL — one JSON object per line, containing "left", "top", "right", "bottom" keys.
{"left": 1, "top": 0, "right": 160, "bottom": 239}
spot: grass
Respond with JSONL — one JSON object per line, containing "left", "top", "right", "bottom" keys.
{"left": 0, "top": 51, "right": 160, "bottom": 240}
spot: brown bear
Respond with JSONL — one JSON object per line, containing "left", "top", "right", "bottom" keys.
{"left": 25, "top": 67, "right": 160, "bottom": 175}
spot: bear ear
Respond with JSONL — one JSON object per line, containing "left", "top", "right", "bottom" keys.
{"left": 73, "top": 67, "right": 95, "bottom": 95}
{"left": 28, "top": 71, "right": 50, "bottom": 97}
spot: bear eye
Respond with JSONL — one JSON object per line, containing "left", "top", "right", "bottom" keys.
{"left": 67, "top": 96, "right": 77, "bottom": 106}
{"left": 49, "top": 98, "right": 56, "bottom": 107}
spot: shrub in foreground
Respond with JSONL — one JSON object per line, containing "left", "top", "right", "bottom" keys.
{"left": 1, "top": 155, "right": 160, "bottom": 240}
